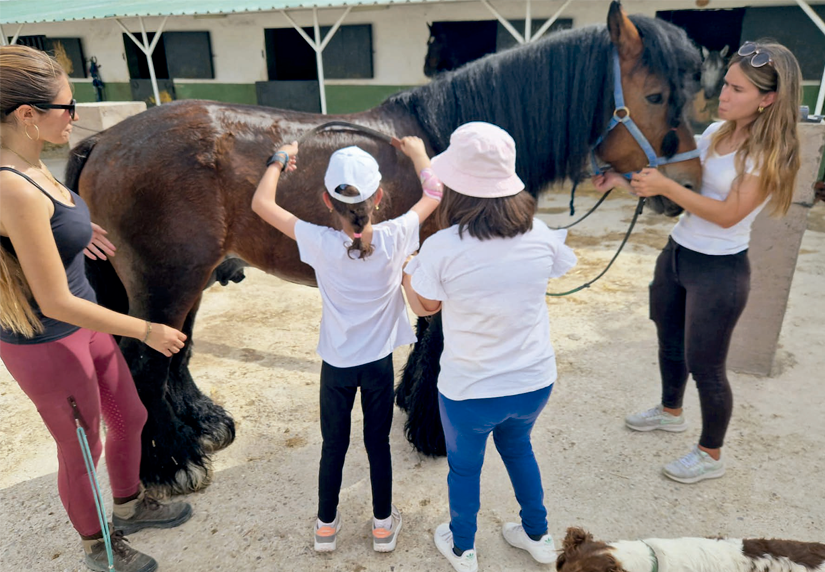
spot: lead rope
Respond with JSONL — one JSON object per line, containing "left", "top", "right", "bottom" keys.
{"left": 546, "top": 196, "right": 645, "bottom": 297}
{"left": 69, "top": 396, "right": 116, "bottom": 571}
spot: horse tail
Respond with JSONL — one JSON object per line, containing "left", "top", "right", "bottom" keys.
{"left": 396, "top": 313, "right": 446, "bottom": 457}
{"left": 65, "top": 133, "right": 102, "bottom": 192}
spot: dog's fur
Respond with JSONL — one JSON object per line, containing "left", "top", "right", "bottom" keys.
{"left": 556, "top": 527, "right": 825, "bottom": 572}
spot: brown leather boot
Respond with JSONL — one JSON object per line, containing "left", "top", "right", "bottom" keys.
{"left": 112, "top": 486, "right": 193, "bottom": 535}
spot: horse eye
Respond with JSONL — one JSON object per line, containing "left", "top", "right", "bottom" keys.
{"left": 427, "top": 37, "right": 434, "bottom": 45}
{"left": 646, "top": 93, "right": 664, "bottom": 105}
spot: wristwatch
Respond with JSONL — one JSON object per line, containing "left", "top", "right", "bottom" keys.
{"left": 266, "top": 150, "right": 289, "bottom": 171}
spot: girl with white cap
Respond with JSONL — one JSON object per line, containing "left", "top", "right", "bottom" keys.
{"left": 251, "top": 138, "right": 441, "bottom": 553}
{"left": 402, "top": 122, "right": 577, "bottom": 572}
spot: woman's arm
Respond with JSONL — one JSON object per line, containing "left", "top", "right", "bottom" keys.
{"left": 251, "top": 141, "right": 300, "bottom": 240}
{"left": 630, "top": 168, "right": 764, "bottom": 229}
{"left": 397, "top": 137, "right": 441, "bottom": 223}
{"left": 0, "top": 182, "right": 185, "bottom": 356}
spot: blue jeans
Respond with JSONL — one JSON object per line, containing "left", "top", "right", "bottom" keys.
{"left": 438, "top": 384, "right": 553, "bottom": 552}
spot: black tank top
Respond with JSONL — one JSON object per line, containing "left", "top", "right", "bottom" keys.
{"left": 0, "top": 167, "right": 97, "bottom": 345}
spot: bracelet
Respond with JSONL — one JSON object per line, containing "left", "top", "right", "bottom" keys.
{"left": 266, "top": 150, "right": 289, "bottom": 171}
{"left": 420, "top": 168, "right": 443, "bottom": 201}
{"left": 142, "top": 320, "right": 152, "bottom": 344}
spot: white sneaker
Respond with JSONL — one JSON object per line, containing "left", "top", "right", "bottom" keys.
{"left": 314, "top": 512, "right": 341, "bottom": 552}
{"left": 433, "top": 522, "right": 478, "bottom": 572}
{"left": 625, "top": 404, "right": 688, "bottom": 432}
{"left": 502, "top": 523, "right": 558, "bottom": 564}
{"left": 373, "top": 505, "right": 402, "bottom": 552}
{"left": 663, "top": 446, "right": 725, "bottom": 484}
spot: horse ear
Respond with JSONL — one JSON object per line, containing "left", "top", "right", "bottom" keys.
{"left": 701, "top": 46, "right": 709, "bottom": 59}
{"left": 720, "top": 45, "right": 729, "bottom": 57}
{"left": 427, "top": 22, "right": 432, "bottom": 32}
{"left": 563, "top": 527, "right": 593, "bottom": 551}
{"left": 607, "top": 1, "right": 642, "bottom": 62}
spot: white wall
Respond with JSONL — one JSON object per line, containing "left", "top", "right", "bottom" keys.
{"left": 4, "top": 0, "right": 817, "bottom": 86}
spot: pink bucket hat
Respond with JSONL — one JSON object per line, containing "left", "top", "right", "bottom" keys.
{"left": 430, "top": 122, "right": 525, "bottom": 198}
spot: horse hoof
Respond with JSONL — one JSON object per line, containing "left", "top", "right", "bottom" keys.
{"left": 200, "top": 422, "right": 236, "bottom": 453}
{"left": 147, "top": 458, "right": 214, "bottom": 498}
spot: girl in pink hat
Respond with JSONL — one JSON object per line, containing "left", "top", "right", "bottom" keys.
{"left": 251, "top": 138, "right": 440, "bottom": 554}
{"left": 402, "top": 121, "right": 577, "bottom": 572}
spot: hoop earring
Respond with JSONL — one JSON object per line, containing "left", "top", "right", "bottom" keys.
{"left": 758, "top": 106, "right": 764, "bottom": 114}
{"left": 24, "top": 124, "right": 40, "bottom": 141}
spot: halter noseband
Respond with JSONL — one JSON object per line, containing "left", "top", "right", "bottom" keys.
{"left": 590, "top": 48, "right": 700, "bottom": 178}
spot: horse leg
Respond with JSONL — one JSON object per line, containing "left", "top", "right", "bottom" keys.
{"left": 167, "top": 294, "right": 236, "bottom": 454}
{"left": 398, "top": 313, "right": 446, "bottom": 457}
{"left": 395, "top": 316, "right": 431, "bottom": 412}
{"left": 122, "top": 269, "right": 218, "bottom": 496}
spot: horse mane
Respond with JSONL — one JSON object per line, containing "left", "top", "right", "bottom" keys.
{"left": 388, "top": 15, "right": 699, "bottom": 197}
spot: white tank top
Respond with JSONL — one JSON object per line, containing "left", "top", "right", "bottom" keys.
{"left": 670, "top": 122, "right": 767, "bottom": 256}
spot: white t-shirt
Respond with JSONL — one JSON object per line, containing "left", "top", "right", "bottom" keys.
{"left": 404, "top": 218, "right": 577, "bottom": 401}
{"left": 294, "top": 211, "right": 420, "bottom": 368}
{"left": 671, "top": 121, "right": 767, "bottom": 255}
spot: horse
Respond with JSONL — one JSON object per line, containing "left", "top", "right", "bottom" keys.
{"left": 700, "top": 45, "right": 730, "bottom": 101}
{"left": 423, "top": 21, "right": 499, "bottom": 78}
{"left": 66, "top": 1, "right": 702, "bottom": 494}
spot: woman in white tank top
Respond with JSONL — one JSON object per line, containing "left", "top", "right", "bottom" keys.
{"left": 594, "top": 42, "right": 803, "bottom": 484}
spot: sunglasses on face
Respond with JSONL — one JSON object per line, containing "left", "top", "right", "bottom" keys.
{"left": 4, "top": 98, "right": 77, "bottom": 118}
{"left": 737, "top": 42, "right": 773, "bottom": 68}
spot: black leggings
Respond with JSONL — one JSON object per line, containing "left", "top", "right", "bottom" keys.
{"left": 318, "top": 354, "right": 394, "bottom": 523}
{"left": 650, "top": 238, "right": 750, "bottom": 449}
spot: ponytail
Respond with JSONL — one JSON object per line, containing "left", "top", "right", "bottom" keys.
{"left": 327, "top": 185, "right": 378, "bottom": 260}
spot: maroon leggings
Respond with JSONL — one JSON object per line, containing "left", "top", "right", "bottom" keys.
{"left": 1, "top": 329, "right": 147, "bottom": 536}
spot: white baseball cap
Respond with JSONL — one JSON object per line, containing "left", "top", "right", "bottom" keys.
{"left": 431, "top": 122, "right": 525, "bottom": 198}
{"left": 324, "top": 146, "right": 382, "bottom": 204}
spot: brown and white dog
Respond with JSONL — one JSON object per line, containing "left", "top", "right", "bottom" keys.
{"left": 556, "top": 527, "right": 825, "bottom": 572}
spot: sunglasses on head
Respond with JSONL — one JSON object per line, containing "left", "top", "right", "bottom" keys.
{"left": 737, "top": 42, "right": 773, "bottom": 68}
{"left": 4, "top": 98, "right": 77, "bottom": 118}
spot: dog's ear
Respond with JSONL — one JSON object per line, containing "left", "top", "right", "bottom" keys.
{"left": 563, "top": 527, "right": 593, "bottom": 551}
{"left": 555, "top": 552, "right": 567, "bottom": 570}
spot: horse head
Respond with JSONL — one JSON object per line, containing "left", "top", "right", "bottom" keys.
{"left": 700, "top": 45, "right": 730, "bottom": 100}
{"left": 596, "top": 1, "right": 703, "bottom": 216}
{"left": 424, "top": 23, "right": 455, "bottom": 78}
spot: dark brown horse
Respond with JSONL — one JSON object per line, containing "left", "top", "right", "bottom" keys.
{"left": 66, "top": 2, "right": 702, "bottom": 494}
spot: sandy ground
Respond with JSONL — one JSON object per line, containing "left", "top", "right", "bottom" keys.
{"left": 1, "top": 169, "right": 824, "bottom": 571}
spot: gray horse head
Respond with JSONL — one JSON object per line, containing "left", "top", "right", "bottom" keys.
{"left": 700, "top": 45, "right": 729, "bottom": 100}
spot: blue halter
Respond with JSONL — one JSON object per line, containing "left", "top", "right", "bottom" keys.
{"left": 590, "top": 48, "right": 701, "bottom": 178}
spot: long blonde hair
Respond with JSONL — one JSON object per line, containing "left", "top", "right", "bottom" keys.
{"left": 0, "top": 45, "right": 67, "bottom": 337}
{"left": 709, "top": 41, "right": 801, "bottom": 216}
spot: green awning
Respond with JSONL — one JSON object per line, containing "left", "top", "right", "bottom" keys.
{"left": 0, "top": 0, "right": 457, "bottom": 25}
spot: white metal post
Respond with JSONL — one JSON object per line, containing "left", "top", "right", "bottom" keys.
{"left": 481, "top": 0, "right": 525, "bottom": 44}
{"left": 116, "top": 15, "right": 168, "bottom": 106}
{"left": 525, "top": 0, "right": 532, "bottom": 43}
{"left": 313, "top": 8, "right": 327, "bottom": 114}
{"left": 281, "top": 7, "right": 351, "bottom": 115}
{"left": 0, "top": 25, "right": 6, "bottom": 46}
{"left": 794, "top": 0, "right": 825, "bottom": 115}
{"left": 6, "top": 23, "right": 24, "bottom": 45}
{"left": 531, "top": 0, "right": 575, "bottom": 42}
